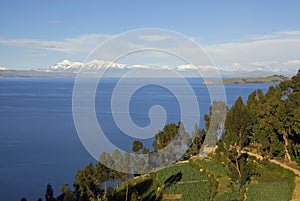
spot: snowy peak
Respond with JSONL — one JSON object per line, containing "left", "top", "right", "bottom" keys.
{"left": 45, "top": 60, "right": 132, "bottom": 72}
{"left": 176, "top": 64, "right": 218, "bottom": 71}
{"left": 45, "top": 60, "right": 83, "bottom": 72}
{"left": 44, "top": 60, "right": 170, "bottom": 73}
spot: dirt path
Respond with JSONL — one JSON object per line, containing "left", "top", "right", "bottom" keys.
{"left": 270, "top": 159, "right": 300, "bottom": 201}
{"left": 242, "top": 151, "right": 300, "bottom": 201}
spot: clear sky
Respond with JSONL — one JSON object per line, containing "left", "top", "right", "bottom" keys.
{"left": 1, "top": 0, "right": 300, "bottom": 74}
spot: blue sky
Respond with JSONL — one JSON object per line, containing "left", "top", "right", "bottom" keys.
{"left": 1, "top": 0, "right": 300, "bottom": 74}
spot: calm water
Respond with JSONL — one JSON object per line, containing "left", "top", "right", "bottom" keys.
{"left": 0, "top": 78, "right": 273, "bottom": 201}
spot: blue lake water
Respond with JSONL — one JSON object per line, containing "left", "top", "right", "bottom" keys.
{"left": 0, "top": 78, "right": 273, "bottom": 201}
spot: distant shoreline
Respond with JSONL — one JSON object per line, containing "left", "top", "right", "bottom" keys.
{"left": 203, "top": 75, "right": 289, "bottom": 84}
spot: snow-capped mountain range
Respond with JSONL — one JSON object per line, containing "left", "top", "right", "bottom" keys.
{"left": 0, "top": 60, "right": 291, "bottom": 78}
{"left": 41, "top": 60, "right": 278, "bottom": 78}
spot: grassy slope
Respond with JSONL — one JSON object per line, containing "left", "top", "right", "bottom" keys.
{"left": 156, "top": 162, "right": 211, "bottom": 201}
{"left": 212, "top": 75, "right": 288, "bottom": 84}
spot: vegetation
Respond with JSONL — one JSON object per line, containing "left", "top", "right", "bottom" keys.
{"left": 247, "top": 182, "right": 292, "bottom": 201}
{"left": 156, "top": 163, "right": 211, "bottom": 201}
{"left": 210, "top": 74, "right": 289, "bottom": 84}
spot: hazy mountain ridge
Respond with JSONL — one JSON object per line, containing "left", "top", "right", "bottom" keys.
{"left": 0, "top": 60, "right": 288, "bottom": 78}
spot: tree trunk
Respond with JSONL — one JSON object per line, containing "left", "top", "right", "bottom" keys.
{"left": 125, "top": 183, "right": 129, "bottom": 201}
{"left": 283, "top": 129, "right": 292, "bottom": 161}
{"left": 235, "top": 158, "right": 242, "bottom": 179}
{"left": 238, "top": 130, "right": 243, "bottom": 156}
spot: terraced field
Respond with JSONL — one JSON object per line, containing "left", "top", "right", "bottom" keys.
{"left": 114, "top": 157, "right": 296, "bottom": 201}
{"left": 156, "top": 163, "right": 211, "bottom": 201}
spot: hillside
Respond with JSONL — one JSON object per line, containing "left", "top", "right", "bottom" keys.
{"left": 204, "top": 75, "right": 289, "bottom": 84}
{"left": 112, "top": 156, "right": 296, "bottom": 201}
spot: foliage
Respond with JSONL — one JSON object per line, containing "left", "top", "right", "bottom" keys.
{"left": 188, "top": 124, "right": 206, "bottom": 155}
{"left": 45, "top": 183, "right": 55, "bottom": 201}
{"left": 246, "top": 71, "right": 300, "bottom": 161}
{"left": 152, "top": 122, "right": 180, "bottom": 152}
{"left": 132, "top": 140, "right": 143, "bottom": 154}
{"left": 224, "top": 97, "right": 253, "bottom": 154}
{"left": 217, "top": 97, "right": 256, "bottom": 191}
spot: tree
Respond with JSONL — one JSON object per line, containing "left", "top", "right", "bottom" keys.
{"left": 97, "top": 152, "right": 113, "bottom": 192}
{"left": 142, "top": 147, "right": 149, "bottom": 154}
{"left": 121, "top": 152, "right": 133, "bottom": 201}
{"left": 111, "top": 149, "right": 123, "bottom": 187}
{"left": 279, "top": 72, "right": 300, "bottom": 161}
{"left": 217, "top": 97, "right": 255, "bottom": 192}
{"left": 224, "top": 97, "right": 253, "bottom": 155}
{"left": 95, "top": 162, "right": 109, "bottom": 193}
{"left": 152, "top": 122, "right": 180, "bottom": 152}
{"left": 59, "top": 184, "right": 73, "bottom": 201}
{"left": 74, "top": 162, "right": 102, "bottom": 199}
{"left": 45, "top": 183, "right": 55, "bottom": 201}
{"left": 228, "top": 153, "right": 255, "bottom": 192}
{"left": 132, "top": 140, "right": 143, "bottom": 154}
{"left": 189, "top": 124, "right": 206, "bottom": 155}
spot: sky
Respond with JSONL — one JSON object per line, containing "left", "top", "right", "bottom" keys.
{"left": 1, "top": 0, "right": 300, "bottom": 74}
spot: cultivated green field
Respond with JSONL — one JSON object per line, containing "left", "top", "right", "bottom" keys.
{"left": 113, "top": 157, "right": 295, "bottom": 201}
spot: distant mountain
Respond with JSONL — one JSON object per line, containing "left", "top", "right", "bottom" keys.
{"left": 0, "top": 60, "right": 289, "bottom": 78}
{"left": 41, "top": 60, "right": 277, "bottom": 77}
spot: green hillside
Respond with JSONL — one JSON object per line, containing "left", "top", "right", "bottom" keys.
{"left": 211, "top": 74, "right": 288, "bottom": 84}
{"left": 112, "top": 156, "right": 295, "bottom": 201}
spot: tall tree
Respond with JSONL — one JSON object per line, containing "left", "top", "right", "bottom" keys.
{"left": 59, "top": 184, "right": 72, "bottom": 201}
{"left": 189, "top": 124, "right": 206, "bottom": 155}
{"left": 45, "top": 183, "right": 55, "bottom": 201}
{"left": 111, "top": 149, "right": 123, "bottom": 187}
{"left": 74, "top": 162, "right": 102, "bottom": 199}
{"left": 218, "top": 97, "right": 255, "bottom": 192}
{"left": 224, "top": 97, "right": 253, "bottom": 155}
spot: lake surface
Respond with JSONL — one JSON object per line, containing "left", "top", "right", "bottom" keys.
{"left": 0, "top": 78, "right": 273, "bottom": 201}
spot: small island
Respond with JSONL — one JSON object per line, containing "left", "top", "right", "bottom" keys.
{"left": 204, "top": 75, "right": 289, "bottom": 84}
